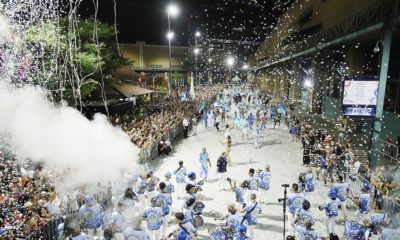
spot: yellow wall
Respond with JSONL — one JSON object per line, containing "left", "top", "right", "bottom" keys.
{"left": 120, "top": 43, "right": 188, "bottom": 69}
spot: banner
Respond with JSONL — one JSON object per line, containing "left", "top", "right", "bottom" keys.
{"left": 342, "top": 76, "right": 379, "bottom": 118}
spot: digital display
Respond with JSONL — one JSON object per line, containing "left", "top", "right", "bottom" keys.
{"left": 342, "top": 76, "right": 379, "bottom": 118}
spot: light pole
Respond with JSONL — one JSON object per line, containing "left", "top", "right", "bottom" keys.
{"left": 226, "top": 56, "right": 234, "bottom": 84}
{"left": 166, "top": 4, "right": 179, "bottom": 94}
{"left": 194, "top": 47, "right": 200, "bottom": 86}
{"left": 194, "top": 31, "right": 201, "bottom": 85}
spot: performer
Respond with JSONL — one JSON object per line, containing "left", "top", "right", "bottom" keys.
{"left": 173, "top": 161, "right": 187, "bottom": 199}
{"left": 199, "top": 147, "right": 211, "bottom": 181}
{"left": 259, "top": 164, "right": 271, "bottom": 204}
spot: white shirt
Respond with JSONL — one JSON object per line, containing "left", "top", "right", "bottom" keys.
{"left": 183, "top": 118, "right": 189, "bottom": 127}
{"left": 350, "top": 161, "right": 361, "bottom": 175}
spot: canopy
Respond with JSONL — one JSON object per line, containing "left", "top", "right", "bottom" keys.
{"left": 108, "top": 80, "right": 155, "bottom": 97}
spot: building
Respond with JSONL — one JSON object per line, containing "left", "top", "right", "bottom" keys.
{"left": 251, "top": 0, "right": 400, "bottom": 165}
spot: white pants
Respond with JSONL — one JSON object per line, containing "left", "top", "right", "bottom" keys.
{"left": 259, "top": 188, "right": 269, "bottom": 203}
{"left": 177, "top": 182, "right": 186, "bottom": 198}
{"left": 324, "top": 215, "right": 337, "bottom": 235}
{"left": 248, "top": 225, "right": 256, "bottom": 239}
{"left": 217, "top": 172, "right": 226, "bottom": 190}
{"left": 161, "top": 213, "right": 170, "bottom": 238}
{"left": 148, "top": 229, "right": 161, "bottom": 240}
{"left": 339, "top": 200, "right": 347, "bottom": 220}
{"left": 288, "top": 212, "right": 295, "bottom": 235}
{"left": 138, "top": 194, "right": 146, "bottom": 211}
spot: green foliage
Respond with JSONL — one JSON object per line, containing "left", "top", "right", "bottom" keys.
{"left": 25, "top": 17, "right": 131, "bottom": 103}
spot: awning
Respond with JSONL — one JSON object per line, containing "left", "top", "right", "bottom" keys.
{"left": 108, "top": 80, "right": 155, "bottom": 97}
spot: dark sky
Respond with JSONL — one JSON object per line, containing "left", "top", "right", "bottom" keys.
{"left": 78, "top": 0, "right": 294, "bottom": 46}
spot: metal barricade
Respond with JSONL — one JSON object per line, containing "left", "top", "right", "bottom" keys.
{"left": 378, "top": 139, "right": 399, "bottom": 164}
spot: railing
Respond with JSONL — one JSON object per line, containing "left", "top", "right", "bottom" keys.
{"left": 41, "top": 186, "right": 113, "bottom": 239}
{"left": 348, "top": 174, "right": 400, "bottom": 223}
{"left": 378, "top": 139, "right": 399, "bottom": 164}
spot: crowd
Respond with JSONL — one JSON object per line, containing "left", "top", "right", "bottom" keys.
{"left": 0, "top": 84, "right": 399, "bottom": 240}
{"left": 0, "top": 150, "right": 61, "bottom": 239}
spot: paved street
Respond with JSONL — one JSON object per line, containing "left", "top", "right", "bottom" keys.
{"left": 148, "top": 120, "right": 356, "bottom": 239}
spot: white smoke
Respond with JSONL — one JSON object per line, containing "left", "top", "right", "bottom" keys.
{"left": 0, "top": 83, "right": 140, "bottom": 192}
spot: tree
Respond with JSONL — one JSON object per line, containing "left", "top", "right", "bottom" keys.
{"left": 24, "top": 16, "right": 131, "bottom": 105}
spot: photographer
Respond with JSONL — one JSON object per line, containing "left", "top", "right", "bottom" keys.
{"left": 216, "top": 152, "right": 228, "bottom": 191}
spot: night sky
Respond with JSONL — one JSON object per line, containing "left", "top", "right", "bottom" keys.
{"left": 78, "top": 0, "right": 294, "bottom": 46}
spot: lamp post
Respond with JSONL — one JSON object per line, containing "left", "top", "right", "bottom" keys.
{"left": 166, "top": 4, "right": 179, "bottom": 94}
{"left": 194, "top": 31, "right": 201, "bottom": 85}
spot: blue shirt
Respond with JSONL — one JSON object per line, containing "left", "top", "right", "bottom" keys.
{"left": 153, "top": 192, "right": 172, "bottom": 216}
{"left": 295, "top": 225, "right": 321, "bottom": 240}
{"left": 246, "top": 176, "right": 259, "bottom": 191}
{"left": 174, "top": 166, "right": 187, "bottom": 183}
{"left": 304, "top": 173, "right": 315, "bottom": 192}
{"left": 146, "top": 176, "right": 158, "bottom": 192}
{"left": 359, "top": 193, "right": 371, "bottom": 213}
{"left": 142, "top": 206, "right": 163, "bottom": 230}
{"left": 288, "top": 193, "right": 304, "bottom": 214}
{"left": 199, "top": 152, "right": 209, "bottom": 168}
{"left": 324, "top": 198, "right": 340, "bottom": 217}
{"left": 296, "top": 209, "right": 314, "bottom": 225}
{"left": 333, "top": 182, "right": 348, "bottom": 202}
{"left": 235, "top": 187, "right": 246, "bottom": 204}
{"left": 259, "top": 171, "right": 271, "bottom": 190}
{"left": 78, "top": 203, "right": 104, "bottom": 229}
{"left": 244, "top": 202, "right": 261, "bottom": 225}
{"left": 247, "top": 114, "right": 254, "bottom": 123}
{"left": 226, "top": 213, "right": 242, "bottom": 234}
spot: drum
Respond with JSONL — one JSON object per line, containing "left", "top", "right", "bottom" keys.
{"left": 192, "top": 216, "right": 204, "bottom": 227}
{"left": 344, "top": 221, "right": 366, "bottom": 239}
{"left": 193, "top": 201, "right": 205, "bottom": 214}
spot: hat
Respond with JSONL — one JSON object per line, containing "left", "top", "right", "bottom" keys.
{"left": 363, "top": 183, "right": 372, "bottom": 191}
{"left": 328, "top": 188, "right": 338, "bottom": 198}
{"left": 165, "top": 172, "right": 172, "bottom": 178}
{"left": 177, "top": 230, "right": 188, "bottom": 240}
{"left": 249, "top": 168, "right": 255, "bottom": 174}
{"left": 85, "top": 195, "right": 95, "bottom": 205}
{"left": 188, "top": 172, "right": 196, "bottom": 179}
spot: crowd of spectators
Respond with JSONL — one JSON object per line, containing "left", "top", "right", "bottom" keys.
{"left": 0, "top": 150, "right": 60, "bottom": 239}
{"left": 114, "top": 85, "right": 224, "bottom": 150}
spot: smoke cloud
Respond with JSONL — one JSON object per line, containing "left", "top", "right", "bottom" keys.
{"left": 0, "top": 83, "right": 140, "bottom": 192}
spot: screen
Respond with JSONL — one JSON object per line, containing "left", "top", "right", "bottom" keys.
{"left": 342, "top": 77, "right": 379, "bottom": 118}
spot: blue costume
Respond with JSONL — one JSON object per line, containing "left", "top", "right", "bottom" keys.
{"left": 259, "top": 171, "right": 271, "bottom": 190}
{"left": 199, "top": 152, "right": 209, "bottom": 180}
{"left": 304, "top": 173, "right": 315, "bottom": 192}
{"left": 288, "top": 193, "right": 305, "bottom": 215}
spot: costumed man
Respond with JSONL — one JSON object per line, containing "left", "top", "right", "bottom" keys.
{"left": 153, "top": 182, "right": 173, "bottom": 239}
{"left": 242, "top": 193, "right": 262, "bottom": 239}
{"left": 259, "top": 164, "right": 271, "bottom": 204}
{"left": 319, "top": 188, "right": 340, "bottom": 236}
{"left": 199, "top": 147, "right": 211, "bottom": 181}
{"left": 333, "top": 175, "right": 349, "bottom": 221}
{"left": 287, "top": 183, "right": 305, "bottom": 235}
{"left": 351, "top": 183, "right": 372, "bottom": 223}
{"left": 78, "top": 195, "right": 104, "bottom": 239}
{"left": 173, "top": 161, "right": 187, "bottom": 199}
{"left": 142, "top": 198, "right": 163, "bottom": 240}
{"left": 245, "top": 169, "right": 259, "bottom": 202}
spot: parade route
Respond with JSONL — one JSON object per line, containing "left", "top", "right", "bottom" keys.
{"left": 147, "top": 120, "right": 355, "bottom": 239}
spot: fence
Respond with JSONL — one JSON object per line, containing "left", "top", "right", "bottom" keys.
{"left": 41, "top": 186, "right": 113, "bottom": 239}
{"left": 378, "top": 139, "right": 399, "bottom": 164}
{"left": 139, "top": 120, "right": 191, "bottom": 165}
{"left": 348, "top": 174, "right": 400, "bottom": 223}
